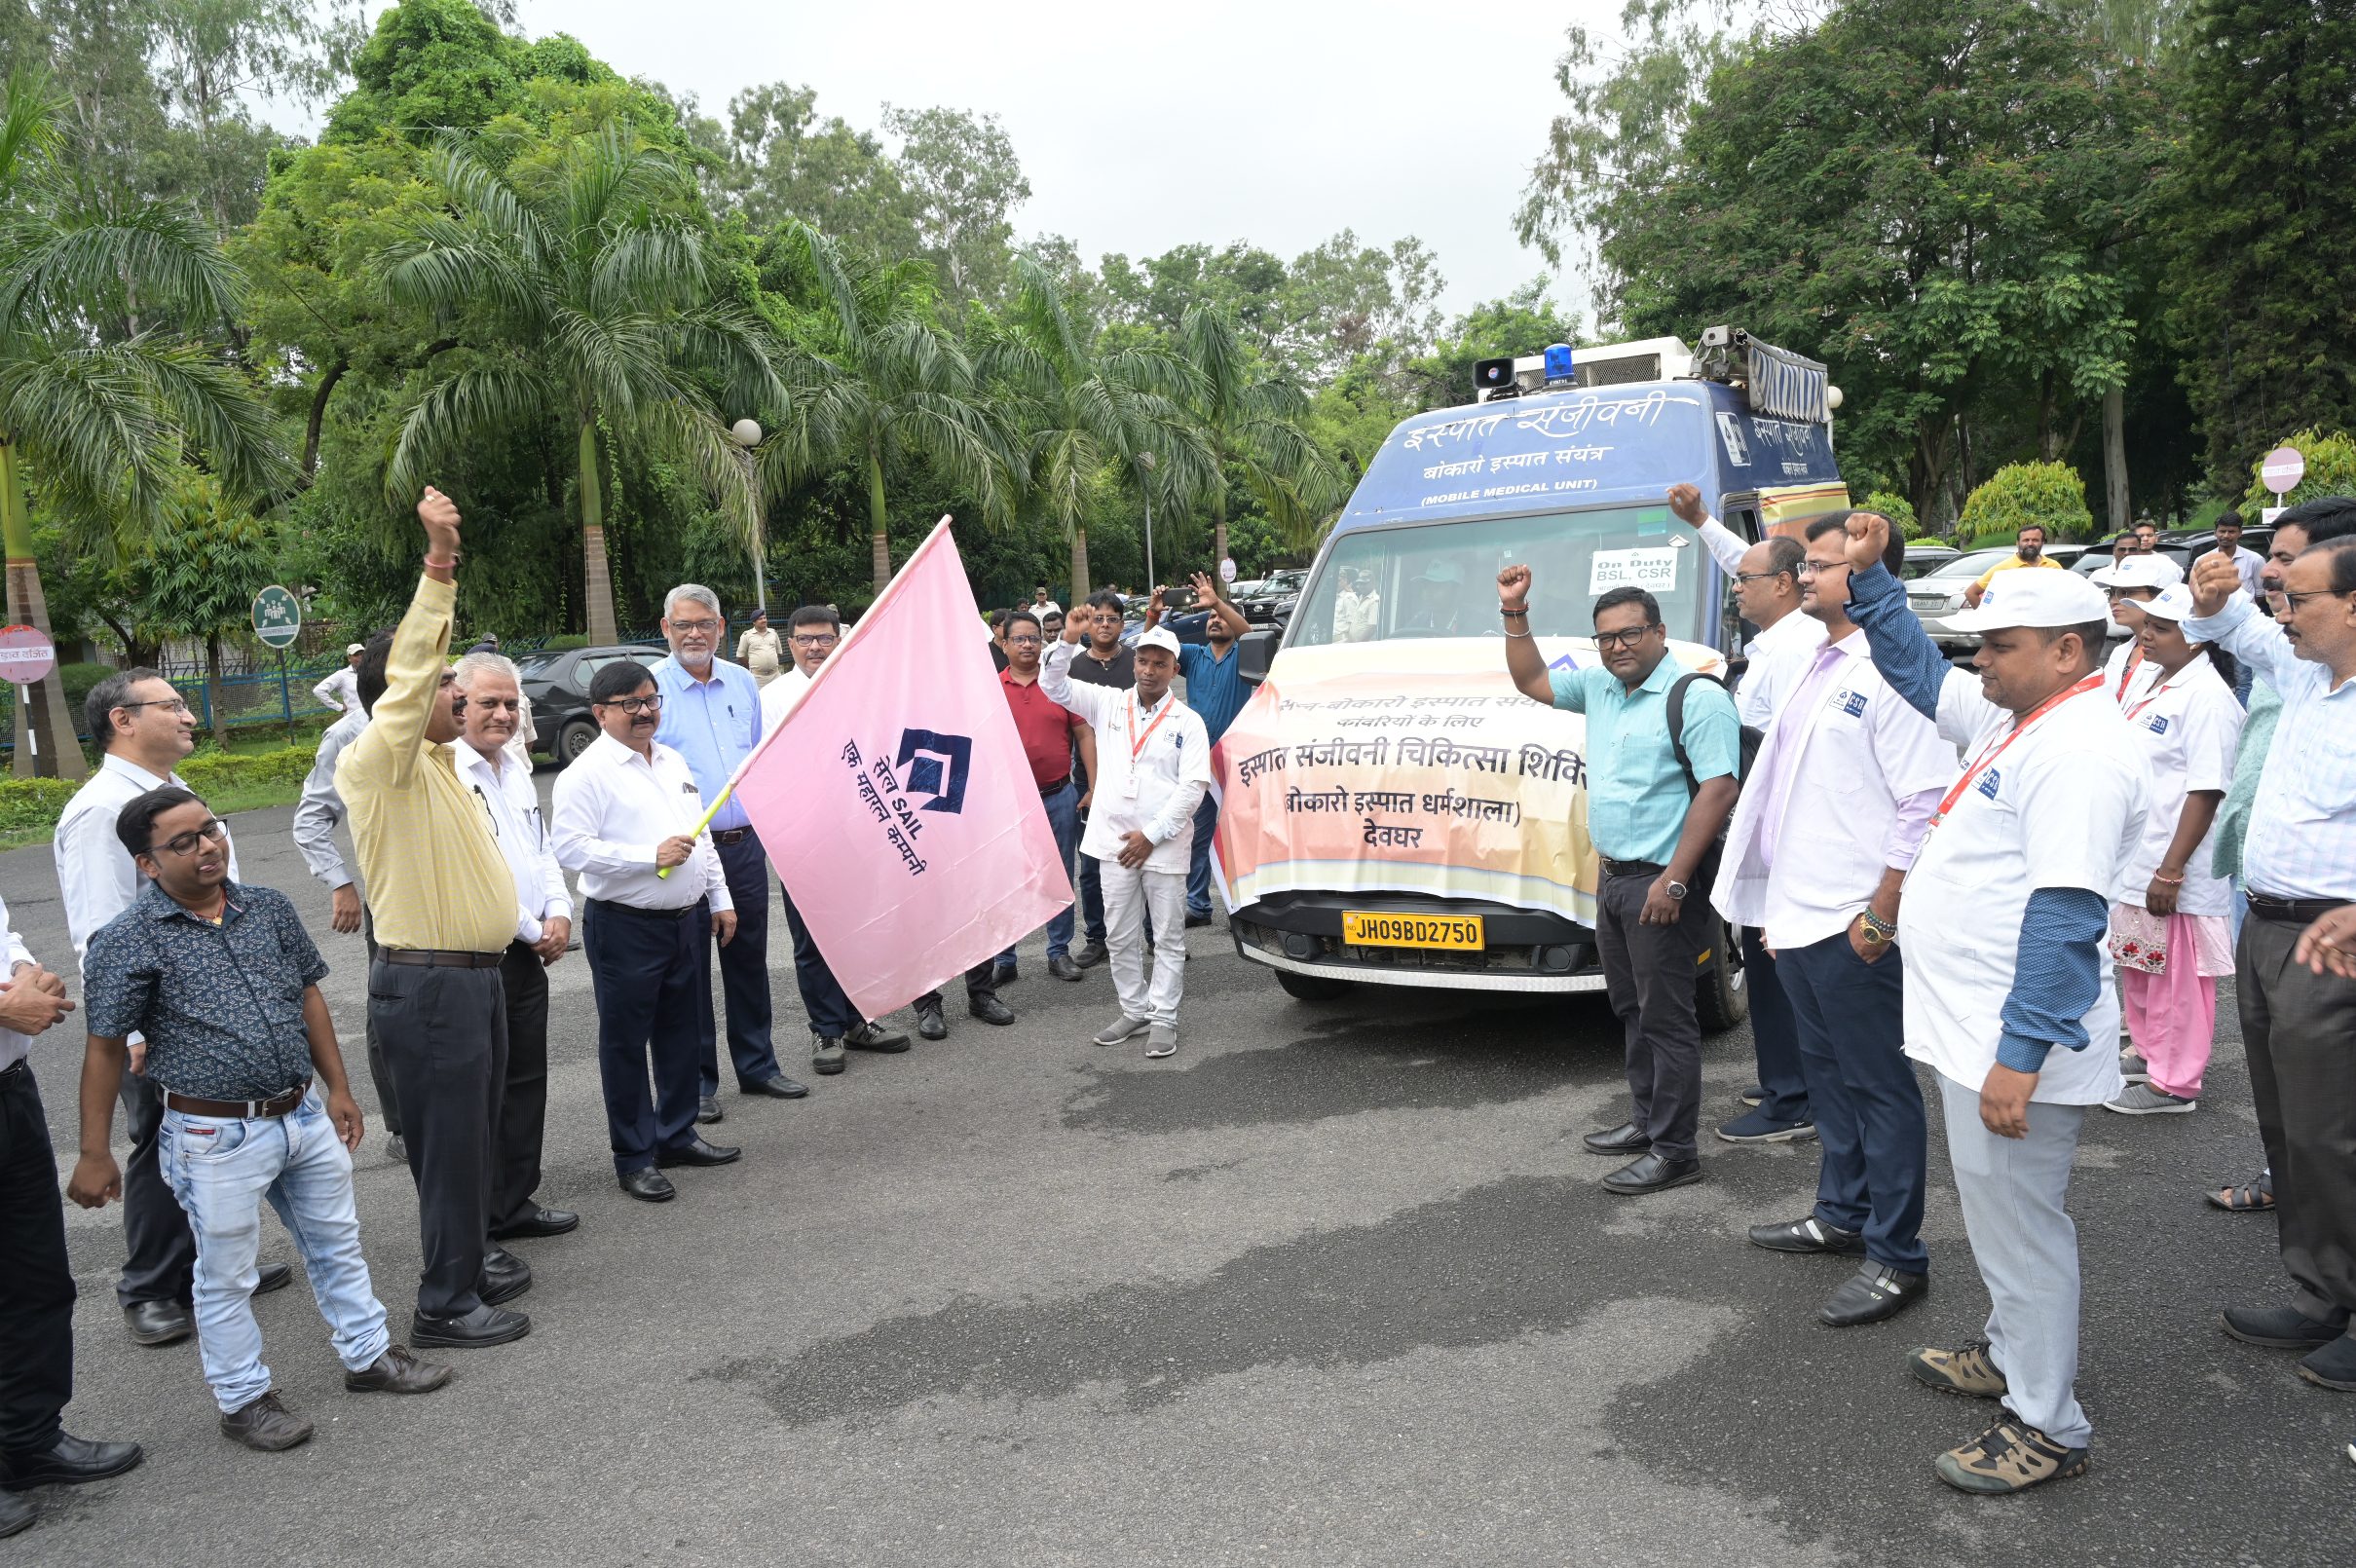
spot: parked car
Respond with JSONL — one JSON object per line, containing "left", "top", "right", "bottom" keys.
{"left": 1235, "top": 569, "right": 1306, "bottom": 624}
{"left": 1904, "top": 547, "right": 2014, "bottom": 655}
{"left": 1898, "top": 541, "right": 1960, "bottom": 579}
{"left": 515, "top": 643, "right": 668, "bottom": 764}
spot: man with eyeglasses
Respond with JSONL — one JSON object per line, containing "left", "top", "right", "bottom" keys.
{"left": 985, "top": 609, "right": 1092, "bottom": 985}
{"left": 553, "top": 661, "right": 742, "bottom": 1201}
{"left": 67, "top": 786, "right": 451, "bottom": 1451}
{"left": 54, "top": 668, "right": 294, "bottom": 1347}
{"left": 652, "top": 584, "right": 805, "bottom": 1123}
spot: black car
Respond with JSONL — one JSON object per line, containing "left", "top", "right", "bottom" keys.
{"left": 514, "top": 643, "right": 670, "bottom": 764}
{"left": 1235, "top": 569, "right": 1306, "bottom": 624}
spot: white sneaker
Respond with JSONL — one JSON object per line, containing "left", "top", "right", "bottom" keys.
{"left": 1143, "top": 1025, "right": 1178, "bottom": 1059}
{"left": 2104, "top": 1083, "right": 2195, "bottom": 1115}
{"left": 1093, "top": 1016, "right": 1150, "bottom": 1047}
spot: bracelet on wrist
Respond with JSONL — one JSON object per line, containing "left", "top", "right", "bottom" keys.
{"left": 1501, "top": 605, "right": 1528, "bottom": 618}
{"left": 2151, "top": 872, "right": 2185, "bottom": 884}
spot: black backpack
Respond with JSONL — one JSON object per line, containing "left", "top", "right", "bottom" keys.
{"left": 1664, "top": 670, "right": 1764, "bottom": 897}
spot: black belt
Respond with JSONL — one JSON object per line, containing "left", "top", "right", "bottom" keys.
{"left": 1039, "top": 776, "right": 1071, "bottom": 797}
{"left": 586, "top": 897, "right": 697, "bottom": 922}
{"left": 378, "top": 949, "right": 505, "bottom": 969}
{"left": 162, "top": 1079, "right": 311, "bottom": 1119}
{"left": 711, "top": 828, "right": 753, "bottom": 845}
{"left": 2245, "top": 891, "right": 2347, "bottom": 924}
{"left": 0, "top": 1060, "right": 28, "bottom": 1084}
{"left": 1600, "top": 858, "right": 1666, "bottom": 879}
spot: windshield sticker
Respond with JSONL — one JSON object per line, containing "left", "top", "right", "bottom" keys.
{"left": 1589, "top": 547, "right": 1682, "bottom": 594}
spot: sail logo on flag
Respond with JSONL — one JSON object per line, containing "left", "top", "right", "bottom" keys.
{"left": 896, "top": 728, "right": 974, "bottom": 813}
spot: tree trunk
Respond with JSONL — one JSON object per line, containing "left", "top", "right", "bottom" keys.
{"left": 204, "top": 631, "right": 228, "bottom": 749}
{"left": 1069, "top": 525, "right": 1091, "bottom": 603}
{"left": 867, "top": 439, "right": 891, "bottom": 596}
{"left": 2102, "top": 383, "right": 2129, "bottom": 537}
{"left": 580, "top": 416, "right": 618, "bottom": 646}
{"left": 1213, "top": 483, "right": 1229, "bottom": 577}
{"left": 301, "top": 357, "right": 350, "bottom": 480}
{"left": 0, "top": 434, "right": 89, "bottom": 780}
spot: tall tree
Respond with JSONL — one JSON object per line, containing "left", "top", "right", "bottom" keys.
{"left": 137, "top": 471, "right": 278, "bottom": 746}
{"left": 382, "top": 125, "right": 781, "bottom": 644}
{"left": 1176, "top": 305, "right": 1344, "bottom": 568}
{"left": 880, "top": 104, "right": 1030, "bottom": 307}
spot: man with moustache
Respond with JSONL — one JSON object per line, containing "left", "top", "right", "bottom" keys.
{"left": 1963, "top": 524, "right": 2065, "bottom": 610}
{"left": 985, "top": 610, "right": 1092, "bottom": 986}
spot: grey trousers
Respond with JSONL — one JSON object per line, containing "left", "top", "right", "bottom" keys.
{"left": 1593, "top": 869, "right": 1713, "bottom": 1160}
{"left": 1937, "top": 1072, "right": 2092, "bottom": 1448}
{"left": 2238, "top": 906, "right": 2356, "bottom": 1325}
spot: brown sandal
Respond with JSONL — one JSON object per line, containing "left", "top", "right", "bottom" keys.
{"left": 2208, "top": 1181, "right": 2274, "bottom": 1213}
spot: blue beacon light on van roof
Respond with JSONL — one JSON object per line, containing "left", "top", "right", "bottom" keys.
{"left": 1542, "top": 343, "right": 1575, "bottom": 387}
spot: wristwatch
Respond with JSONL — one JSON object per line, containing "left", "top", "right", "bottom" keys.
{"left": 1664, "top": 880, "right": 1688, "bottom": 900}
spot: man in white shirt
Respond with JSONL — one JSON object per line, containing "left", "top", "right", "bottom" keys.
{"left": 552, "top": 659, "right": 742, "bottom": 1203}
{"left": 451, "top": 653, "right": 579, "bottom": 1244}
{"left": 1716, "top": 515, "right": 1954, "bottom": 1327}
{"left": 2210, "top": 511, "right": 2268, "bottom": 602}
{"left": 54, "top": 668, "right": 291, "bottom": 1346}
{"left": 311, "top": 644, "right": 365, "bottom": 715}
{"left": 1842, "top": 513, "right": 2149, "bottom": 1495}
{"left": 1041, "top": 622, "right": 1211, "bottom": 1058}
{"left": 1033, "top": 584, "right": 1061, "bottom": 618}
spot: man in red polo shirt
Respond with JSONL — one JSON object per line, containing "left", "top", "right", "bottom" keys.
{"left": 1000, "top": 609, "right": 1095, "bottom": 986}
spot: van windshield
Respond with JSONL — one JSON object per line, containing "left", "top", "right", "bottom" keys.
{"left": 1289, "top": 504, "right": 1713, "bottom": 648}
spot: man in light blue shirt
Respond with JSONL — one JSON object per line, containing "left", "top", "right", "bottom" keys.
{"left": 650, "top": 584, "right": 804, "bottom": 1115}
{"left": 1500, "top": 568, "right": 1740, "bottom": 1195}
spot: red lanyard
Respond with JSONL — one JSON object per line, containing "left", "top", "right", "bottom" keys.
{"left": 1126, "top": 693, "right": 1175, "bottom": 761}
{"left": 2123, "top": 669, "right": 2186, "bottom": 725}
{"left": 2112, "top": 647, "right": 2143, "bottom": 705}
{"left": 1930, "top": 674, "right": 2105, "bottom": 827}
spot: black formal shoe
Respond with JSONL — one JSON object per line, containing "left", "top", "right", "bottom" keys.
{"left": 740, "top": 1074, "right": 808, "bottom": 1100}
{"left": 480, "top": 1247, "right": 533, "bottom": 1307}
{"left": 1818, "top": 1262, "right": 1928, "bottom": 1326}
{"left": 915, "top": 1003, "right": 948, "bottom": 1041}
{"left": 619, "top": 1167, "right": 676, "bottom": 1203}
{"left": 387, "top": 1133, "right": 407, "bottom": 1164}
{"left": 2221, "top": 1303, "right": 2347, "bottom": 1349}
{"left": 1602, "top": 1150, "right": 1702, "bottom": 1195}
{"left": 0, "top": 1432, "right": 144, "bottom": 1490}
{"left": 696, "top": 1095, "right": 724, "bottom": 1124}
{"left": 1185, "top": 910, "right": 1214, "bottom": 928}
{"left": 991, "top": 960, "right": 1019, "bottom": 989}
{"left": 255, "top": 1261, "right": 294, "bottom": 1295}
{"left": 491, "top": 1207, "right": 580, "bottom": 1240}
{"left": 0, "top": 1488, "right": 32, "bottom": 1538}
{"left": 344, "top": 1345, "right": 451, "bottom": 1395}
{"left": 969, "top": 994, "right": 1016, "bottom": 1026}
{"left": 124, "top": 1299, "right": 192, "bottom": 1347}
{"left": 1582, "top": 1121, "right": 1652, "bottom": 1156}
{"left": 1072, "top": 941, "right": 1109, "bottom": 970}
{"left": 655, "top": 1138, "right": 742, "bottom": 1169}
{"left": 1747, "top": 1215, "right": 1867, "bottom": 1256}
{"left": 409, "top": 1304, "right": 530, "bottom": 1349}
{"left": 219, "top": 1392, "right": 313, "bottom": 1452}
{"left": 846, "top": 1020, "right": 911, "bottom": 1052}
{"left": 1047, "top": 954, "right": 1085, "bottom": 982}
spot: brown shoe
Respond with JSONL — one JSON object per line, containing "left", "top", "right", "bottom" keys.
{"left": 1933, "top": 1416, "right": 2088, "bottom": 1494}
{"left": 344, "top": 1345, "right": 452, "bottom": 1396}
{"left": 1909, "top": 1340, "right": 2007, "bottom": 1400}
{"left": 220, "top": 1392, "right": 315, "bottom": 1452}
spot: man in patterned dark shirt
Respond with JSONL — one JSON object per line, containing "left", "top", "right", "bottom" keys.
{"left": 65, "top": 787, "right": 451, "bottom": 1452}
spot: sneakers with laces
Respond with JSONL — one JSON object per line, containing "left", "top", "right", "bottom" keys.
{"left": 1933, "top": 1415, "right": 2088, "bottom": 1494}
{"left": 810, "top": 1036, "right": 846, "bottom": 1075}
{"left": 1092, "top": 1015, "right": 1149, "bottom": 1046}
{"left": 1909, "top": 1340, "right": 2007, "bottom": 1399}
{"left": 2104, "top": 1083, "right": 2194, "bottom": 1114}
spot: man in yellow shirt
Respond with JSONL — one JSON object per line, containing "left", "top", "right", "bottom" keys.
{"left": 336, "top": 487, "right": 533, "bottom": 1352}
{"left": 1962, "top": 524, "right": 2067, "bottom": 608}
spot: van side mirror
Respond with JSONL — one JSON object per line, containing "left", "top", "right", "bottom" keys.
{"left": 1239, "top": 629, "right": 1277, "bottom": 685}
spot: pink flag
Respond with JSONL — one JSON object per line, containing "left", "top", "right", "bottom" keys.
{"left": 730, "top": 518, "right": 1071, "bottom": 1018}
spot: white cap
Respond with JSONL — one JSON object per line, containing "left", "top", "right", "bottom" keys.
{"left": 1949, "top": 569, "right": 2112, "bottom": 632}
{"left": 2138, "top": 583, "right": 2198, "bottom": 624}
{"left": 345, "top": 642, "right": 366, "bottom": 656}
{"left": 2089, "top": 554, "right": 2184, "bottom": 590}
{"left": 1133, "top": 626, "right": 1181, "bottom": 657}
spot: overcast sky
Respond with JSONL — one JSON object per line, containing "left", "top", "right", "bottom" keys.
{"left": 467, "top": 0, "right": 1608, "bottom": 322}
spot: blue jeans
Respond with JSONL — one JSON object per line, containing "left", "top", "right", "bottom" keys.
{"left": 1002, "top": 780, "right": 1083, "bottom": 968}
{"left": 162, "top": 1091, "right": 390, "bottom": 1413}
{"left": 1185, "top": 793, "right": 1219, "bottom": 917}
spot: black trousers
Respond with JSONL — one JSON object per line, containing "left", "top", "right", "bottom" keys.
{"left": 493, "top": 941, "right": 551, "bottom": 1231}
{"left": 917, "top": 961, "right": 999, "bottom": 1012}
{"left": 1592, "top": 868, "right": 1713, "bottom": 1161}
{"left": 586, "top": 900, "right": 706, "bottom": 1174}
{"left": 360, "top": 907, "right": 402, "bottom": 1137}
{"left": 368, "top": 959, "right": 506, "bottom": 1319}
{"left": 113, "top": 1069, "right": 197, "bottom": 1309}
{"left": 780, "top": 882, "right": 859, "bottom": 1039}
{"left": 0, "top": 1063, "right": 74, "bottom": 1454}
{"left": 698, "top": 833, "right": 781, "bottom": 1096}
{"left": 2240, "top": 905, "right": 2356, "bottom": 1324}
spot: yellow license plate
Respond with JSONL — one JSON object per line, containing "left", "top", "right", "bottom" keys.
{"left": 1340, "top": 912, "right": 1484, "bottom": 951}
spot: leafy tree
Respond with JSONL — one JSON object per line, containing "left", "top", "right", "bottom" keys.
{"left": 880, "top": 103, "right": 1030, "bottom": 307}
{"left": 2236, "top": 427, "right": 2356, "bottom": 514}
{"left": 1959, "top": 460, "right": 2096, "bottom": 543}
{"left": 137, "top": 472, "right": 279, "bottom": 745}
{"left": 688, "top": 81, "right": 924, "bottom": 264}
{"left": 1176, "top": 305, "right": 1344, "bottom": 566}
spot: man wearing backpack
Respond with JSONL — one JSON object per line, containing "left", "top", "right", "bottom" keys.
{"left": 1499, "top": 570, "right": 1742, "bottom": 1194}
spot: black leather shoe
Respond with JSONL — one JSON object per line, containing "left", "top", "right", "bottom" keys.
{"left": 0, "top": 1432, "right": 144, "bottom": 1489}
{"left": 480, "top": 1247, "right": 532, "bottom": 1306}
{"left": 2221, "top": 1303, "right": 2347, "bottom": 1349}
{"left": 1072, "top": 941, "right": 1109, "bottom": 970}
{"left": 124, "top": 1299, "right": 192, "bottom": 1346}
{"left": 990, "top": 960, "right": 1019, "bottom": 989}
{"left": 846, "top": 1020, "right": 911, "bottom": 1052}
{"left": 409, "top": 1304, "right": 530, "bottom": 1349}
{"left": 1185, "top": 911, "right": 1214, "bottom": 928}
{"left": 344, "top": 1345, "right": 451, "bottom": 1395}
{"left": 969, "top": 994, "right": 1016, "bottom": 1026}
{"left": 1818, "top": 1263, "right": 1928, "bottom": 1326}
{"left": 491, "top": 1207, "right": 580, "bottom": 1240}
{"left": 1602, "top": 1150, "right": 1702, "bottom": 1195}
{"left": 1582, "top": 1121, "right": 1652, "bottom": 1156}
{"left": 655, "top": 1138, "right": 742, "bottom": 1169}
{"left": 0, "top": 1488, "right": 32, "bottom": 1537}
{"left": 1047, "top": 954, "right": 1085, "bottom": 982}
{"left": 1747, "top": 1215, "right": 1867, "bottom": 1256}
{"left": 740, "top": 1074, "right": 808, "bottom": 1100}
{"left": 386, "top": 1133, "right": 406, "bottom": 1164}
{"left": 915, "top": 1004, "right": 948, "bottom": 1041}
{"left": 219, "top": 1392, "right": 313, "bottom": 1452}
{"left": 695, "top": 1095, "right": 724, "bottom": 1124}
{"left": 619, "top": 1167, "right": 676, "bottom": 1203}
{"left": 255, "top": 1261, "right": 294, "bottom": 1295}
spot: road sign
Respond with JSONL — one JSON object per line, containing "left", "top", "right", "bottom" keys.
{"left": 0, "top": 624, "right": 57, "bottom": 686}
{"left": 2262, "top": 446, "right": 2306, "bottom": 496}
{"left": 251, "top": 584, "right": 303, "bottom": 649}
{"left": 1219, "top": 557, "right": 1238, "bottom": 583}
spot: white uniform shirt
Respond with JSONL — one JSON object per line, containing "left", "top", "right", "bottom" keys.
{"left": 2219, "top": 543, "right": 2266, "bottom": 600}
{"left": 1040, "top": 640, "right": 1212, "bottom": 873}
{"left": 2115, "top": 657, "right": 2243, "bottom": 915}
{"left": 2101, "top": 639, "right": 2162, "bottom": 707}
{"left": 292, "top": 708, "right": 368, "bottom": 890}
{"left": 453, "top": 741, "right": 572, "bottom": 944}
{"left": 1897, "top": 674, "right": 2148, "bottom": 1102}
{"left": 551, "top": 732, "right": 732, "bottom": 914}
{"left": 1698, "top": 514, "right": 1825, "bottom": 727}
{"left": 55, "top": 754, "right": 242, "bottom": 966}
{"left": 1, "top": 891, "right": 40, "bottom": 1072}
{"left": 312, "top": 665, "right": 360, "bottom": 714}
{"left": 1713, "top": 632, "right": 1954, "bottom": 948}
{"left": 759, "top": 664, "right": 810, "bottom": 736}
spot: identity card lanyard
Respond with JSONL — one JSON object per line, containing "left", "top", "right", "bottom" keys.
{"left": 1122, "top": 693, "right": 1175, "bottom": 798}
{"left": 2122, "top": 668, "right": 2188, "bottom": 727}
{"left": 2113, "top": 646, "right": 2144, "bottom": 704}
{"left": 1926, "top": 673, "right": 2105, "bottom": 832}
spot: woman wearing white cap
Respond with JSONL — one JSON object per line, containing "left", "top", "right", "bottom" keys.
{"left": 2088, "top": 553, "right": 2182, "bottom": 704}
{"left": 2103, "top": 584, "right": 2246, "bottom": 1115}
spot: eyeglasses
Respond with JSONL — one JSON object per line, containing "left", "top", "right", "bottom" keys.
{"left": 118, "top": 697, "right": 192, "bottom": 716}
{"left": 1795, "top": 560, "right": 1850, "bottom": 579}
{"left": 1733, "top": 570, "right": 1793, "bottom": 585}
{"left": 1592, "top": 625, "right": 1659, "bottom": 651}
{"left": 791, "top": 633, "right": 838, "bottom": 650}
{"left": 2282, "top": 588, "right": 2352, "bottom": 612}
{"left": 597, "top": 694, "right": 663, "bottom": 715}
{"left": 1007, "top": 635, "right": 1042, "bottom": 648}
{"left": 667, "top": 618, "right": 721, "bottom": 636}
{"left": 149, "top": 818, "right": 227, "bottom": 857}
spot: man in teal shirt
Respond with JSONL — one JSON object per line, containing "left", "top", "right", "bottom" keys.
{"left": 1499, "top": 569, "right": 1741, "bottom": 1194}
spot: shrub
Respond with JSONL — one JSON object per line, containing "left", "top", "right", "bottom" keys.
{"left": 0, "top": 777, "right": 78, "bottom": 835}
{"left": 1959, "top": 462, "right": 2095, "bottom": 544}
{"left": 1863, "top": 490, "right": 1922, "bottom": 538}
{"left": 179, "top": 745, "right": 316, "bottom": 793}
{"left": 2238, "top": 429, "right": 2356, "bottom": 515}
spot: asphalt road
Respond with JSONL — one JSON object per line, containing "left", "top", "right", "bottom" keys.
{"left": 2, "top": 779, "right": 2348, "bottom": 1566}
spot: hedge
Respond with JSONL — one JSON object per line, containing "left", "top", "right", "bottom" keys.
{"left": 0, "top": 744, "right": 316, "bottom": 839}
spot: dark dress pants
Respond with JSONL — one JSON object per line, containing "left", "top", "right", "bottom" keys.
{"left": 1592, "top": 869, "right": 1712, "bottom": 1161}
{"left": 113, "top": 1069, "right": 196, "bottom": 1309}
{"left": 918, "top": 961, "right": 1000, "bottom": 1013}
{"left": 0, "top": 1063, "right": 74, "bottom": 1454}
{"left": 493, "top": 940, "right": 551, "bottom": 1231}
{"left": 1779, "top": 931, "right": 1927, "bottom": 1274}
{"left": 2239, "top": 905, "right": 2356, "bottom": 1325}
{"left": 360, "top": 907, "right": 402, "bottom": 1137}
{"left": 697, "top": 832, "right": 782, "bottom": 1097}
{"left": 585, "top": 900, "right": 706, "bottom": 1174}
{"left": 1741, "top": 928, "right": 1811, "bottom": 1126}
{"left": 779, "top": 881, "right": 859, "bottom": 1040}
{"left": 369, "top": 959, "right": 507, "bottom": 1320}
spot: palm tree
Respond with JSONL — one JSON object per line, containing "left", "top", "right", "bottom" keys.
{"left": 764, "top": 220, "right": 1014, "bottom": 595}
{"left": 383, "top": 126, "right": 782, "bottom": 644}
{"left": 0, "top": 71, "right": 288, "bottom": 778}
{"left": 979, "top": 254, "right": 1213, "bottom": 598}
{"left": 1178, "top": 305, "right": 1347, "bottom": 567}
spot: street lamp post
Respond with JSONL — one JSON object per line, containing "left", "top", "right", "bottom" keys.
{"left": 730, "top": 418, "right": 767, "bottom": 616}
{"left": 1139, "top": 450, "right": 1158, "bottom": 587}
